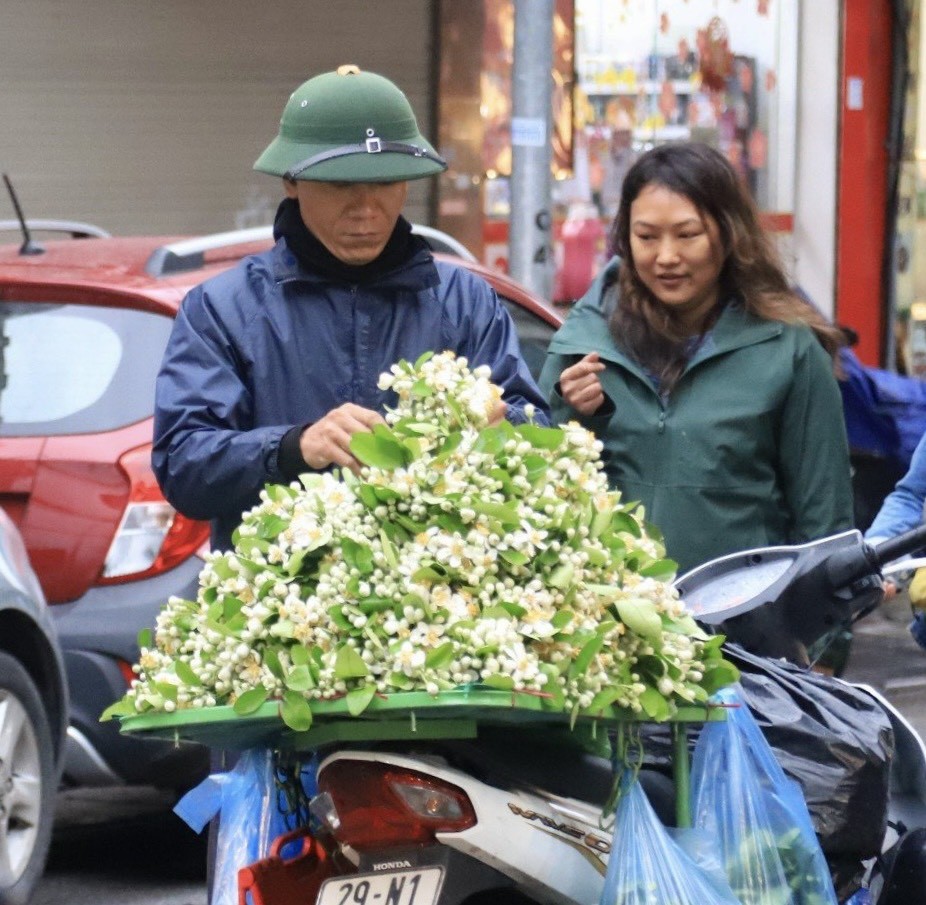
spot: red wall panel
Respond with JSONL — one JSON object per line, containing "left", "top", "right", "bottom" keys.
{"left": 836, "top": 0, "right": 893, "bottom": 366}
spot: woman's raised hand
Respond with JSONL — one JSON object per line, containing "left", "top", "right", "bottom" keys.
{"left": 560, "top": 352, "right": 607, "bottom": 416}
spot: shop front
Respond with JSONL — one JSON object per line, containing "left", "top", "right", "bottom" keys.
{"left": 436, "top": 0, "right": 799, "bottom": 304}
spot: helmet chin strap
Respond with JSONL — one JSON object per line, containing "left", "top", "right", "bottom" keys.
{"left": 284, "top": 133, "right": 446, "bottom": 181}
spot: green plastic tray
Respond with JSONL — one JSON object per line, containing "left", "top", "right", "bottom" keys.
{"left": 119, "top": 688, "right": 725, "bottom": 752}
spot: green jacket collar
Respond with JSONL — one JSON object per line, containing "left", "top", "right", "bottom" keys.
{"left": 548, "top": 257, "right": 783, "bottom": 379}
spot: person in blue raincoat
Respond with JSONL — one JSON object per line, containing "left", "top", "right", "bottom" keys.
{"left": 152, "top": 65, "right": 548, "bottom": 552}
{"left": 865, "top": 431, "right": 926, "bottom": 650}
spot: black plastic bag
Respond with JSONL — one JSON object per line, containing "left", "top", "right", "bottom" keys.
{"left": 725, "top": 646, "right": 894, "bottom": 884}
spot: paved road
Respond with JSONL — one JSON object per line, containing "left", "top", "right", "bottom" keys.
{"left": 843, "top": 596, "right": 926, "bottom": 741}
{"left": 33, "top": 600, "right": 925, "bottom": 904}
{"left": 32, "top": 786, "right": 207, "bottom": 905}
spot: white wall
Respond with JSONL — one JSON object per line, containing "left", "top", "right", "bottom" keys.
{"left": 793, "top": 0, "right": 841, "bottom": 317}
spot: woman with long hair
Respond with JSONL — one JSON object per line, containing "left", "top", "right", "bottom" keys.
{"left": 540, "top": 141, "right": 853, "bottom": 575}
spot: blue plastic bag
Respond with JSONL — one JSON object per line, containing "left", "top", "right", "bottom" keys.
{"left": 174, "top": 747, "right": 317, "bottom": 905}
{"left": 691, "top": 686, "right": 838, "bottom": 905}
{"left": 599, "top": 773, "right": 741, "bottom": 905}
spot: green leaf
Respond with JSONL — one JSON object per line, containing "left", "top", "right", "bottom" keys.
{"left": 610, "top": 511, "right": 642, "bottom": 538}
{"left": 522, "top": 455, "right": 550, "bottom": 485}
{"left": 387, "top": 671, "right": 415, "bottom": 691}
{"left": 616, "top": 597, "right": 663, "bottom": 642}
{"left": 661, "top": 613, "right": 707, "bottom": 638}
{"left": 328, "top": 606, "right": 353, "bottom": 631}
{"left": 569, "top": 633, "right": 606, "bottom": 678}
{"left": 349, "top": 430, "right": 410, "bottom": 470}
{"left": 587, "top": 687, "right": 623, "bottom": 714}
{"left": 395, "top": 514, "right": 427, "bottom": 534}
{"left": 411, "top": 565, "right": 447, "bottom": 583}
{"left": 435, "top": 513, "right": 466, "bottom": 534}
{"left": 334, "top": 645, "right": 370, "bottom": 679}
{"left": 263, "top": 647, "right": 285, "bottom": 679}
{"left": 136, "top": 627, "right": 154, "bottom": 650}
{"left": 258, "top": 514, "right": 290, "bottom": 539}
{"left": 481, "top": 605, "right": 513, "bottom": 620}
{"left": 270, "top": 619, "right": 295, "bottom": 639}
{"left": 539, "top": 665, "right": 565, "bottom": 709}
{"left": 379, "top": 529, "right": 399, "bottom": 569}
{"left": 411, "top": 378, "right": 434, "bottom": 397}
{"left": 436, "top": 431, "right": 463, "bottom": 459}
{"left": 470, "top": 499, "right": 521, "bottom": 527}
{"left": 154, "top": 681, "right": 178, "bottom": 703}
{"left": 488, "top": 468, "right": 514, "bottom": 495}
{"left": 481, "top": 674, "right": 515, "bottom": 690}
{"left": 474, "top": 427, "right": 507, "bottom": 455}
{"left": 639, "top": 687, "right": 671, "bottom": 721}
{"left": 500, "top": 549, "right": 530, "bottom": 567}
{"left": 290, "top": 644, "right": 310, "bottom": 666}
{"left": 174, "top": 660, "right": 201, "bottom": 687}
{"left": 516, "top": 423, "right": 564, "bottom": 451}
{"left": 636, "top": 654, "right": 666, "bottom": 679}
{"left": 589, "top": 507, "right": 613, "bottom": 540}
{"left": 413, "top": 350, "right": 435, "bottom": 369}
{"left": 285, "top": 664, "right": 314, "bottom": 691}
{"left": 425, "top": 641, "right": 456, "bottom": 669}
{"left": 346, "top": 684, "right": 377, "bottom": 716}
{"left": 341, "top": 537, "right": 375, "bottom": 575}
{"left": 639, "top": 558, "right": 677, "bottom": 580}
{"left": 280, "top": 691, "right": 313, "bottom": 731}
{"left": 233, "top": 687, "right": 269, "bottom": 715}
{"left": 701, "top": 662, "right": 741, "bottom": 694}
{"left": 357, "top": 596, "right": 395, "bottom": 614}
{"left": 392, "top": 416, "right": 436, "bottom": 434}
{"left": 100, "top": 697, "right": 137, "bottom": 722}
{"left": 549, "top": 561, "right": 575, "bottom": 589}
{"left": 357, "top": 484, "right": 379, "bottom": 509}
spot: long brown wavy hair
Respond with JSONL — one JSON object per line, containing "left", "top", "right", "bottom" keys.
{"left": 608, "top": 142, "right": 844, "bottom": 392}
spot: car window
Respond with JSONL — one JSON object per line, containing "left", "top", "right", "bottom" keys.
{"left": 500, "top": 297, "right": 557, "bottom": 381}
{"left": 0, "top": 302, "right": 173, "bottom": 436}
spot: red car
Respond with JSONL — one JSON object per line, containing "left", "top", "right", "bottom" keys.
{"left": 0, "top": 220, "right": 563, "bottom": 789}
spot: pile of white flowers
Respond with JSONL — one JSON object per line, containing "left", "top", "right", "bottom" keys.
{"left": 106, "top": 351, "right": 737, "bottom": 731}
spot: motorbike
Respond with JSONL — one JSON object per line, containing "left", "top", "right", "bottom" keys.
{"left": 240, "top": 527, "right": 926, "bottom": 905}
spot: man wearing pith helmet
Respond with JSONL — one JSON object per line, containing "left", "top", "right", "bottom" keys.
{"left": 153, "top": 65, "right": 550, "bottom": 553}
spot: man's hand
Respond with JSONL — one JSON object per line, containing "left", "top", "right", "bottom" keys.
{"left": 559, "top": 352, "right": 606, "bottom": 416}
{"left": 299, "top": 403, "right": 386, "bottom": 474}
{"left": 488, "top": 400, "right": 507, "bottom": 426}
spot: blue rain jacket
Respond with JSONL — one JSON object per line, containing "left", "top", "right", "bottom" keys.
{"left": 153, "top": 239, "right": 549, "bottom": 549}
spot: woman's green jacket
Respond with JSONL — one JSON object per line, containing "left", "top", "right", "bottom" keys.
{"left": 539, "top": 259, "right": 855, "bottom": 575}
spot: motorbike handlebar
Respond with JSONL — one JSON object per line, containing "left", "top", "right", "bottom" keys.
{"left": 871, "top": 524, "right": 926, "bottom": 569}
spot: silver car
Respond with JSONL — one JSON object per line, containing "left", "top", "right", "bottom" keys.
{"left": 0, "top": 508, "right": 68, "bottom": 905}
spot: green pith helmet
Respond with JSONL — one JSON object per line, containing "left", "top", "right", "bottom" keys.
{"left": 254, "top": 64, "right": 447, "bottom": 183}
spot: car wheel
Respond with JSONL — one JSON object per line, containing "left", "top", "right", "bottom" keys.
{"left": 0, "top": 651, "right": 56, "bottom": 905}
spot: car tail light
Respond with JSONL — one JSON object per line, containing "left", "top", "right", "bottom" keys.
{"left": 316, "top": 760, "right": 476, "bottom": 850}
{"left": 98, "top": 445, "right": 210, "bottom": 584}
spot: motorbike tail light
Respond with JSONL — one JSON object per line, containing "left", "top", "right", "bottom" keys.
{"left": 317, "top": 760, "right": 476, "bottom": 850}
{"left": 98, "top": 445, "right": 210, "bottom": 584}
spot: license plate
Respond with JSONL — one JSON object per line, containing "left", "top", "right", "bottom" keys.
{"left": 317, "top": 865, "right": 445, "bottom": 905}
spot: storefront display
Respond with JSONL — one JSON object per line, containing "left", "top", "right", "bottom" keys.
{"left": 437, "top": 0, "right": 796, "bottom": 302}
{"left": 572, "top": 0, "right": 788, "bottom": 221}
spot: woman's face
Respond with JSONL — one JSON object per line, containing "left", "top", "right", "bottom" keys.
{"left": 628, "top": 183, "right": 725, "bottom": 331}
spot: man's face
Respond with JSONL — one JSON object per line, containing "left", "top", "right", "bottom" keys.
{"left": 284, "top": 179, "right": 409, "bottom": 265}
